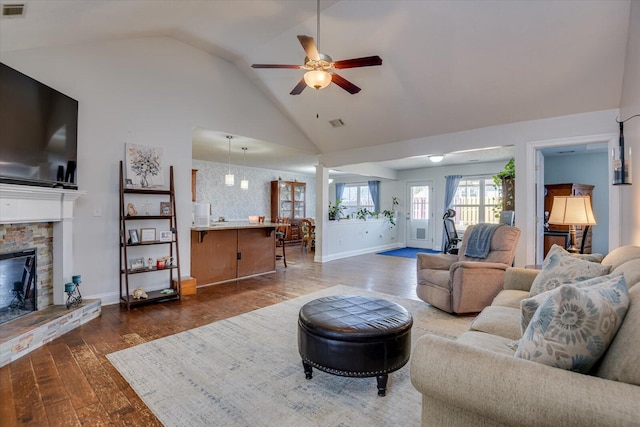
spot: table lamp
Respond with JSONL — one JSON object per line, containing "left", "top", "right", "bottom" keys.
{"left": 548, "top": 195, "right": 596, "bottom": 253}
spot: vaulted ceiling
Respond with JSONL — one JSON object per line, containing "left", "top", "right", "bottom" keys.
{"left": 0, "top": 0, "right": 632, "bottom": 173}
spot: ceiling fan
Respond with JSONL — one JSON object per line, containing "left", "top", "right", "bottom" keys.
{"left": 251, "top": 1, "right": 382, "bottom": 95}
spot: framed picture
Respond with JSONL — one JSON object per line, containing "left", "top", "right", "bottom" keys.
{"left": 129, "top": 257, "right": 145, "bottom": 270}
{"left": 125, "top": 143, "right": 164, "bottom": 188}
{"left": 128, "top": 229, "right": 139, "bottom": 244}
{"left": 126, "top": 202, "right": 137, "bottom": 216}
{"left": 160, "top": 201, "right": 172, "bottom": 216}
{"left": 140, "top": 228, "right": 156, "bottom": 243}
{"left": 159, "top": 230, "right": 173, "bottom": 242}
{"left": 125, "top": 178, "right": 134, "bottom": 189}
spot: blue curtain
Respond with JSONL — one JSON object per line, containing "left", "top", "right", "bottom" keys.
{"left": 368, "top": 180, "right": 380, "bottom": 212}
{"left": 335, "top": 183, "right": 345, "bottom": 203}
{"left": 441, "top": 175, "right": 462, "bottom": 251}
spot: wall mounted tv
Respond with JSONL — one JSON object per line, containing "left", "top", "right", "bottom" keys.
{"left": 0, "top": 62, "right": 78, "bottom": 189}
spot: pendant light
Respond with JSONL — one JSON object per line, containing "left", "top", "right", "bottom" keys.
{"left": 225, "top": 135, "right": 234, "bottom": 186}
{"left": 240, "top": 147, "right": 249, "bottom": 190}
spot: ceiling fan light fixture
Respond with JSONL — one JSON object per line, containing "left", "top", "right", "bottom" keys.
{"left": 429, "top": 155, "right": 444, "bottom": 163}
{"left": 304, "top": 69, "right": 331, "bottom": 90}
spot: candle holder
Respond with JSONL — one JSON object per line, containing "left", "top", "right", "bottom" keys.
{"left": 65, "top": 275, "right": 83, "bottom": 308}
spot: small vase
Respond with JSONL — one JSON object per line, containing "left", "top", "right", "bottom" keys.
{"left": 140, "top": 175, "right": 149, "bottom": 187}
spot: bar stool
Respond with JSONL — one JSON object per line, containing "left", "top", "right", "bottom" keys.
{"left": 275, "top": 217, "right": 288, "bottom": 267}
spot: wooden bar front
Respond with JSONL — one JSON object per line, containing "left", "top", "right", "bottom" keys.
{"left": 191, "top": 223, "right": 276, "bottom": 286}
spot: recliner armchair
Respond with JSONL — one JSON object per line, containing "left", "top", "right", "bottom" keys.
{"left": 416, "top": 224, "right": 521, "bottom": 314}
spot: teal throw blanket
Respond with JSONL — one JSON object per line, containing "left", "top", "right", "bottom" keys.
{"left": 464, "top": 224, "right": 503, "bottom": 258}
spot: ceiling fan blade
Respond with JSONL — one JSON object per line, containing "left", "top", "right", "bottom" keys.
{"left": 251, "top": 64, "right": 303, "bottom": 69}
{"left": 333, "top": 56, "right": 383, "bottom": 69}
{"left": 331, "top": 73, "right": 361, "bottom": 94}
{"left": 290, "top": 78, "right": 307, "bottom": 95}
{"left": 297, "top": 35, "right": 320, "bottom": 61}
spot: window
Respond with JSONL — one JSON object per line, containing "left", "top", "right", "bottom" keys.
{"left": 341, "top": 184, "right": 374, "bottom": 217}
{"left": 451, "top": 177, "right": 500, "bottom": 231}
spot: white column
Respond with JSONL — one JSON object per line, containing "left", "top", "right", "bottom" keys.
{"left": 53, "top": 219, "right": 74, "bottom": 305}
{"left": 314, "top": 164, "right": 328, "bottom": 263}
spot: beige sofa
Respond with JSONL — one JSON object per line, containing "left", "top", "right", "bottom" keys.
{"left": 411, "top": 245, "right": 640, "bottom": 426}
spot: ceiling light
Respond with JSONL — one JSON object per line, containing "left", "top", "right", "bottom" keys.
{"left": 240, "top": 147, "right": 249, "bottom": 190}
{"left": 429, "top": 155, "right": 444, "bottom": 163}
{"left": 225, "top": 135, "right": 234, "bottom": 186}
{"left": 304, "top": 70, "right": 332, "bottom": 90}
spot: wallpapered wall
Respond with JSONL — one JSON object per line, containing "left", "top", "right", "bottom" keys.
{"left": 192, "top": 159, "right": 316, "bottom": 222}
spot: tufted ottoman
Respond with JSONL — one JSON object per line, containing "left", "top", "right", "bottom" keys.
{"left": 298, "top": 295, "right": 413, "bottom": 396}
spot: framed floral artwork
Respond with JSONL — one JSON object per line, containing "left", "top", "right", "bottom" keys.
{"left": 125, "top": 143, "right": 164, "bottom": 188}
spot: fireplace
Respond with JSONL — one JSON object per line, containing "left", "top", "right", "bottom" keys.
{"left": 0, "top": 183, "right": 85, "bottom": 306}
{"left": 0, "top": 249, "right": 37, "bottom": 324}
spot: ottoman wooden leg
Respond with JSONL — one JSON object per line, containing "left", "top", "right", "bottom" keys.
{"left": 376, "top": 374, "right": 388, "bottom": 396}
{"left": 302, "top": 360, "right": 313, "bottom": 379}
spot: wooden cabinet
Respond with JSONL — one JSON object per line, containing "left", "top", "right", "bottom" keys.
{"left": 190, "top": 227, "right": 276, "bottom": 286}
{"left": 119, "top": 161, "right": 182, "bottom": 309}
{"left": 544, "top": 183, "right": 594, "bottom": 255}
{"left": 271, "top": 180, "right": 306, "bottom": 244}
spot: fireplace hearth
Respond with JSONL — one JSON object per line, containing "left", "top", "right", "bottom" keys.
{"left": 0, "top": 249, "right": 37, "bottom": 325}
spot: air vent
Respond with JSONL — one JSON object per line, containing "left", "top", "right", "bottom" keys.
{"left": 2, "top": 3, "right": 26, "bottom": 18}
{"left": 329, "top": 118, "right": 345, "bottom": 128}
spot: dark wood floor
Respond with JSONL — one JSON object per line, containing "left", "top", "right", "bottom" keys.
{"left": 0, "top": 248, "right": 420, "bottom": 426}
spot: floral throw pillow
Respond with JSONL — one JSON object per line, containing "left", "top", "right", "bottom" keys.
{"left": 515, "top": 272, "right": 629, "bottom": 373}
{"left": 529, "top": 244, "right": 611, "bottom": 296}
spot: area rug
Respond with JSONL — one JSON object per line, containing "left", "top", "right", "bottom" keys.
{"left": 107, "top": 285, "right": 473, "bottom": 427}
{"left": 377, "top": 247, "right": 440, "bottom": 258}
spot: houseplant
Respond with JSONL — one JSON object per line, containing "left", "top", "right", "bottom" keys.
{"left": 492, "top": 158, "right": 515, "bottom": 216}
{"left": 328, "top": 200, "right": 346, "bottom": 221}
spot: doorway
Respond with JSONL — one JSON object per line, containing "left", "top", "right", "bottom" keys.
{"left": 406, "top": 182, "right": 434, "bottom": 249}
{"left": 527, "top": 133, "right": 620, "bottom": 265}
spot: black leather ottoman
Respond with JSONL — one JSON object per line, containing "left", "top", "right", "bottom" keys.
{"left": 298, "top": 295, "right": 413, "bottom": 396}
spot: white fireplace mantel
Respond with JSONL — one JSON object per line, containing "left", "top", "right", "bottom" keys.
{"left": 0, "top": 183, "right": 86, "bottom": 305}
{"left": 0, "top": 183, "right": 86, "bottom": 224}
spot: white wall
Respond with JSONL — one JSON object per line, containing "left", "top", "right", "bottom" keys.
{"left": 1, "top": 36, "right": 313, "bottom": 305}
{"left": 620, "top": 1, "right": 640, "bottom": 245}
{"left": 320, "top": 109, "right": 621, "bottom": 265}
{"left": 192, "top": 159, "right": 316, "bottom": 222}
{"left": 323, "top": 177, "right": 401, "bottom": 260}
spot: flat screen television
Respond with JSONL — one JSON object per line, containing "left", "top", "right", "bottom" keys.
{"left": 0, "top": 62, "right": 78, "bottom": 189}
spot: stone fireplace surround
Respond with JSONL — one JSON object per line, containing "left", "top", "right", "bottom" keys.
{"left": 0, "top": 183, "right": 101, "bottom": 367}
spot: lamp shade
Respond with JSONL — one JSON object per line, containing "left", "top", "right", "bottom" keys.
{"left": 548, "top": 196, "right": 596, "bottom": 226}
{"left": 240, "top": 179, "right": 249, "bottom": 190}
{"left": 304, "top": 70, "right": 332, "bottom": 89}
{"left": 225, "top": 174, "right": 234, "bottom": 186}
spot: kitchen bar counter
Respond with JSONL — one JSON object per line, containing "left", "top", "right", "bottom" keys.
{"left": 190, "top": 222, "right": 278, "bottom": 286}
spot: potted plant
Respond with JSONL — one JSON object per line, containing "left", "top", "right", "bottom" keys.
{"left": 492, "top": 158, "right": 515, "bottom": 216}
{"left": 381, "top": 209, "right": 396, "bottom": 227}
{"left": 356, "top": 207, "right": 372, "bottom": 221}
{"left": 328, "top": 200, "right": 346, "bottom": 221}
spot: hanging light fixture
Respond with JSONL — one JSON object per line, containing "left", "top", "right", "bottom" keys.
{"left": 613, "top": 114, "right": 639, "bottom": 185}
{"left": 240, "top": 147, "right": 249, "bottom": 190}
{"left": 225, "top": 135, "right": 234, "bottom": 186}
{"left": 304, "top": 0, "right": 332, "bottom": 90}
